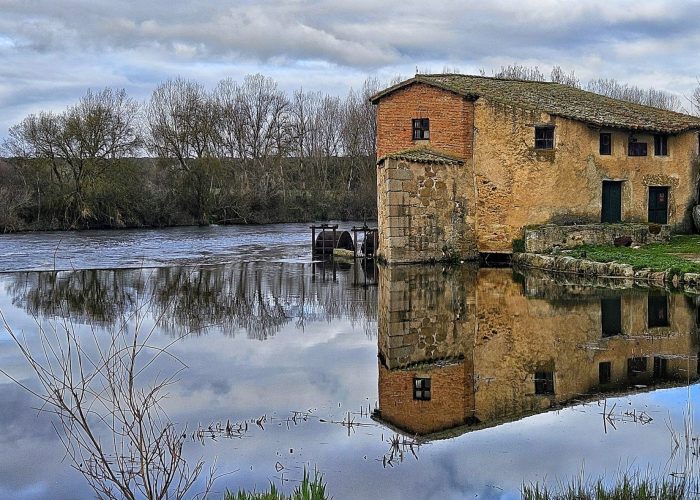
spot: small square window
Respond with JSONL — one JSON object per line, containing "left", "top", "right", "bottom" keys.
{"left": 599, "top": 362, "right": 612, "bottom": 385}
{"left": 413, "top": 377, "right": 431, "bottom": 401}
{"left": 535, "top": 126, "right": 554, "bottom": 150}
{"left": 654, "top": 135, "right": 668, "bottom": 156}
{"left": 412, "top": 118, "right": 430, "bottom": 140}
{"left": 628, "top": 140, "right": 648, "bottom": 156}
{"left": 627, "top": 357, "right": 648, "bottom": 376}
{"left": 534, "top": 371, "right": 554, "bottom": 395}
{"left": 600, "top": 133, "right": 612, "bottom": 155}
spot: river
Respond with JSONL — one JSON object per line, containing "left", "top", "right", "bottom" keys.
{"left": 0, "top": 224, "right": 698, "bottom": 499}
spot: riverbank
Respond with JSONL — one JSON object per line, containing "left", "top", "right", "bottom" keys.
{"left": 513, "top": 234, "right": 700, "bottom": 293}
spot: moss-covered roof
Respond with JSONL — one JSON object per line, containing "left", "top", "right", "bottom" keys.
{"left": 378, "top": 146, "right": 464, "bottom": 165}
{"left": 371, "top": 74, "right": 700, "bottom": 134}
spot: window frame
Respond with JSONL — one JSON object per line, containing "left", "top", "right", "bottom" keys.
{"left": 599, "top": 361, "right": 612, "bottom": 385}
{"left": 412, "top": 118, "right": 430, "bottom": 140}
{"left": 534, "top": 371, "right": 555, "bottom": 395}
{"left": 534, "top": 125, "right": 555, "bottom": 150}
{"left": 648, "top": 294, "right": 670, "bottom": 328}
{"left": 628, "top": 140, "right": 648, "bottom": 156}
{"left": 599, "top": 132, "right": 612, "bottom": 155}
{"left": 627, "top": 357, "right": 648, "bottom": 377}
{"left": 413, "top": 377, "right": 431, "bottom": 401}
{"left": 654, "top": 134, "right": 668, "bottom": 156}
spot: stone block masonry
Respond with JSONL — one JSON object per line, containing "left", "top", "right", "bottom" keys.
{"left": 377, "top": 157, "right": 479, "bottom": 263}
{"left": 524, "top": 223, "right": 671, "bottom": 253}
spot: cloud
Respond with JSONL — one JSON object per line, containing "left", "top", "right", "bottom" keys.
{"left": 2, "top": 0, "right": 700, "bottom": 139}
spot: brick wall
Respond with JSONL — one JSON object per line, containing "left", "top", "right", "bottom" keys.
{"left": 376, "top": 83, "right": 475, "bottom": 159}
{"left": 377, "top": 363, "right": 475, "bottom": 435}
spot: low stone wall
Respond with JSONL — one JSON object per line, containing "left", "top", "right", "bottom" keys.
{"left": 512, "top": 252, "right": 700, "bottom": 294}
{"left": 523, "top": 223, "right": 671, "bottom": 254}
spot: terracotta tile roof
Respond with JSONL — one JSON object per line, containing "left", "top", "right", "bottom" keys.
{"left": 378, "top": 146, "right": 464, "bottom": 165}
{"left": 371, "top": 74, "right": 700, "bottom": 134}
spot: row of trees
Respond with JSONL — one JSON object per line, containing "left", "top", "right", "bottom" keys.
{"left": 486, "top": 64, "right": 694, "bottom": 112}
{"left": 3, "top": 66, "right": 700, "bottom": 233}
{"left": 0, "top": 74, "right": 379, "bottom": 231}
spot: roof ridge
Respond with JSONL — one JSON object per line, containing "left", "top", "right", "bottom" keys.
{"left": 372, "top": 73, "right": 700, "bottom": 133}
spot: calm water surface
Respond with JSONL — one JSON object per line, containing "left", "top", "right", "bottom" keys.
{"left": 0, "top": 225, "right": 699, "bottom": 499}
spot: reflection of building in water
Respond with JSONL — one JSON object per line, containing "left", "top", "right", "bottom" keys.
{"left": 374, "top": 265, "right": 699, "bottom": 439}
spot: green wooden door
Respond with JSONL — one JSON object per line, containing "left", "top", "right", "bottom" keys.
{"left": 601, "top": 181, "right": 622, "bottom": 223}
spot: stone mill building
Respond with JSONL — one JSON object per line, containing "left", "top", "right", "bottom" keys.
{"left": 371, "top": 74, "right": 700, "bottom": 263}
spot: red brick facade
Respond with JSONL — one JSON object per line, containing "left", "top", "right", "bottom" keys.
{"left": 376, "top": 83, "right": 475, "bottom": 160}
{"left": 377, "top": 362, "right": 475, "bottom": 435}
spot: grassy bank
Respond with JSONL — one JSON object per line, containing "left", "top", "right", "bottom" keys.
{"left": 522, "top": 471, "right": 694, "bottom": 499}
{"left": 567, "top": 235, "right": 700, "bottom": 275}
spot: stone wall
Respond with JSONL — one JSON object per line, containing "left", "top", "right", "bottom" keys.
{"left": 473, "top": 99, "right": 699, "bottom": 253}
{"left": 376, "top": 157, "right": 478, "bottom": 263}
{"left": 375, "top": 82, "right": 474, "bottom": 159}
{"left": 375, "top": 85, "right": 698, "bottom": 262}
{"left": 523, "top": 223, "right": 671, "bottom": 253}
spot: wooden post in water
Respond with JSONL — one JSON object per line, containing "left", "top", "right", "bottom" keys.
{"left": 311, "top": 226, "right": 316, "bottom": 256}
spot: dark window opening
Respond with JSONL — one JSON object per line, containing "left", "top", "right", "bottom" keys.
{"left": 654, "top": 134, "right": 668, "bottom": 156}
{"left": 412, "top": 118, "right": 430, "bottom": 140}
{"left": 600, "top": 133, "right": 612, "bottom": 155}
{"left": 534, "top": 371, "right": 555, "bottom": 395}
{"left": 601, "top": 297, "right": 622, "bottom": 337}
{"left": 653, "top": 357, "right": 668, "bottom": 378}
{"left": 648, "top": 186, "right": 669, "bottom": 224}
{"left": 627, "top": 357, "right": 648, "bottom": 377}
{"left": 628, "top": 140, "right": 648, "bottom": 156}
{"left": 535, "top": 126, "right": 554, "bottom": 150}
{"left": 599, "top": 362, "right": 612, "bottom": 385}
{"left": 413, "top": 377, "right": 431, "bottom": 401}
{"left": 648, "top": 295, "right": 669, "bottom": 328}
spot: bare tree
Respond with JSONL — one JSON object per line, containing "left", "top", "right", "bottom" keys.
{"left": 493, "top": 64, "right": 547, "bottom": 81}
{"left": 586, "top": 78, "right": 681, "bottom": 111}
{"left": 690, "top": 82, "right": 700, "bottom": 116}
{"left": 0, "top": 304, "right": 211, "bottom": 499}
{"left": 146, "top": 78, "right": 221, "bottom": 223}
{"left": 342, "top": 77, "right": 379, "bottom": 192}
{"left": 550, "top": 66, "right": 581, "bottom": 88}
{"left": 3, "top": 89, "right": 141, "bottom": 226}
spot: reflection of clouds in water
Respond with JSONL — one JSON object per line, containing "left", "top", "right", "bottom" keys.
{"left": 1, "top": 262, "right": 699, "bottom": 498}
{"left": 0, "top": 384, "right": 85, "bottom": 500}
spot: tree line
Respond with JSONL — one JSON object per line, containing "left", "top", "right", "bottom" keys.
{"left": 0, "top": 74, "right": 380, "bottom": 232}
{"left": 486, "top": 64, "right": 693, "bottom": 112}
{"left": 3, "top": 66, "right": 699, "bottom": 233}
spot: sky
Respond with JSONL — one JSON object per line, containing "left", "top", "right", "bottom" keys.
{"left": 2, "top": 0, "right": 700, "bottom": 140}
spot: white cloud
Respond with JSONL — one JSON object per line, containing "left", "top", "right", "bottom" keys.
{"left": 2, "top": 0, "right": 700, "bottom": 139}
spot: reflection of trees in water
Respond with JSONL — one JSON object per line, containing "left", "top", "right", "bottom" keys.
{"left": 6, "top": 262, "right": 377, "bottom": 339}
{"left": 8, "top": 270, "right": 146, "bottom": 325}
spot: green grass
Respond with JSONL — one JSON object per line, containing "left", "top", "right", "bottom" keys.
{"left": 522, "top": 471, "right": 693, "bottom": 499}
{"left": 567, "top": 235, "right": 700, "bottom": 275}
{"left": 225, "top": 469, "right": 329, "bottom": 500}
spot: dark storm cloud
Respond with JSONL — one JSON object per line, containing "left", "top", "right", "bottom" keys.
{"left": 1, "top": 0, "right": 700, "bottom": 138}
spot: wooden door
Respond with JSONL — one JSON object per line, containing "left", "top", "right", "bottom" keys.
{"left": 648, "top": 187, "right": 668, "bottom": 224}
{"left": 601, "top": 181, "right": 622, "bottom": 223}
